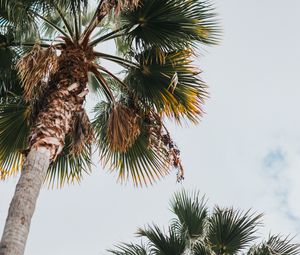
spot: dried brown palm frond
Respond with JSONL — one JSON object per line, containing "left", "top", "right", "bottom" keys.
{"left": 144, "top": 111, "right": 184, "bottom": 181}
{"left": 16, "top": 44, "right": 58, "bottom": 102}
{"left": 107, "top": 103, "right": 140, "bottom": 152}
{"left": 70, "top": 109, "right": 94, "bottom": 155}
{"left": 114, "top": 0, "right": 140, "bottom": 14}
{"left": 103, "top": 0, "right": 140, "bottom": 15}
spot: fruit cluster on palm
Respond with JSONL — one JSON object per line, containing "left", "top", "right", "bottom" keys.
{"left": 108, "top": 190, "right": 300, "bottom": 255}
{"left": 0, "top": 0, "right": 219, "bottom": 254}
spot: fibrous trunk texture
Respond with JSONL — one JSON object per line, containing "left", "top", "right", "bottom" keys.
{"left": 0, "top": 147, "right": 51, "bottom": 255}
{"left": 0, "top": 47, "right": 89, "bottom": 255}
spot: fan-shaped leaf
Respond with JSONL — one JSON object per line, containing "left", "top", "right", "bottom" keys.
{"left": 125, "top": 48, "right": 207, "bottom": 123}
{"left": 120, "top": 0, "right": 220, "bottom": 51}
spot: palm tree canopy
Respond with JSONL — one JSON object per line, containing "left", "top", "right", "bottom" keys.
{"left": 0, "top": 0, "right": 220, "bottom": 187}
{"left": 108, "top": 190, "right": 300, "bottom": 255}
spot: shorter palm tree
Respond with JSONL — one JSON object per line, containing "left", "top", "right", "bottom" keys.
{"left": 108, "top": 190, "right": 300, "bottom": 255}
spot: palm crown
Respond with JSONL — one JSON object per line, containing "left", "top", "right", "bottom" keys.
{"left": 0, "top": 0, "right": 219, "bottom": 187}
{"left": 108, "top": 190, "right": 300, "bottom": 255}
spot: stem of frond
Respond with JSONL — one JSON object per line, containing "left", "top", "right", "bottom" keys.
{"left": 89, "top": 66, "right": 115, "bottom": 102}
{"left": 79, "top": 0, "right": 109, "bottom": 47}
{"left": 98, "top": 66, "right": 128, "bottom": 90}
{"left": 89, "top": 26, "right": 128, "bottom": 47}
{"left": 53, "top": 3, "right": 74, "bottom": 38}
{"left": 93, "top": 51, "right": 139, "bottom": 68}
{"left": 30, "top": 10, "right": 72, "bottom": 41}
{"left": 72, "top": 5, "right": 80, "bottom": 41}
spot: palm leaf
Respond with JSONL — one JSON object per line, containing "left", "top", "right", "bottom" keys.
{"left": 108, "top": 243, "right": 148, "bottom": 255}
{"left": 125, "top": 48, "right": 207, "bottom": 123}
{"left": 92, "top": 101, "right": 171, "bottom": 187}
{"left": 170, "top": 190, "right": 208, "bottom": 241}
{"left": 192, "top": 241, "right": 213, "bottom": 255}
{"left": 0, "top": 98, "right": 29, "bottom": 179}
{"left": 119, "top": 0, "right": 220, "bottom": 52}
{"left": 137, "top": 225, "right": 186, "bottom": 255}
{"left": 248, "top": 235, "right": 300, "bottom": 255}
{"left": 207, "top": 207, "right": 263, "bottom": 254}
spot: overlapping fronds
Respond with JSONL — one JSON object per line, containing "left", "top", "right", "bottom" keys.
{"left": 0, "top": 98, "right": 29, "bottom": 179}
{"left": 170, "top": 190, "right": 208, "bottom": 240}
{"left": 208, "top": 207, "right": 262, "bottom": 254}
{"left": 0, "top": 0, "right": 220, "bottom": 187}
{"left": 16, "top": 44, "right": 58, "bottom": 102}
{"left": 120, "top": 0, "right": 220, "bottom": 51}
{"left": 92, "top": 101, "right": 172, "bottom": 187}
{"left": 108, "top": 191, "right": 298, "bottom": 255}
{"left": 125, "top": 48, "right": 207, "bottom": 123}
{"left": 137, "top": 225, "right": 186, "bottom": 255}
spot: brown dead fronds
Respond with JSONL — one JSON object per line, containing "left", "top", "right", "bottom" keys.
{"left": 71, "top": 109, "right": 94, "bottom": 155}
{"left": 107, "top": 103, "right": 140, "bottom": 152}
{"left": 17, "top": 44, "right": 58, "bottom": 102}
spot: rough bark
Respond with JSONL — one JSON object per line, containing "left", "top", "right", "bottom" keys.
{"left": 0, "top": 147, "right": 51, "bottom": 255}
{"left": 0, "top": 47, "right": 90, "bottom": 255}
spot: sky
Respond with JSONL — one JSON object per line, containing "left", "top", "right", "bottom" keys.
{"left": 1, "top": 0, "right": 300, "bottom": 254}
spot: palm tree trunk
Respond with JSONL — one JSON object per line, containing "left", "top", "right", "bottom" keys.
{"left": 0, "top": 47, "right": 89, "bottom": 255}
{"left": 0, "top": 147, "right": 51, "bottom": 255}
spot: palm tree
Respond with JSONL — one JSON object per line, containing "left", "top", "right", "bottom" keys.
{"left": 0, "top": 0, "right": 219, "bottom": 254}
{"left": 108, "top": 190, "right": 300, "bottom": 255}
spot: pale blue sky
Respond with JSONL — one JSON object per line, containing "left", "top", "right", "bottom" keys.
{"left": 1, "top": 1, "right": 300, "bottom": 254}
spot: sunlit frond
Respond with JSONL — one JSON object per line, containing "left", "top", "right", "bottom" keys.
{"left": 125, "top": 48, "right": 207, "bottom": 123}
{"left": 0, "top": 98, "right": 29, "bottom": 179}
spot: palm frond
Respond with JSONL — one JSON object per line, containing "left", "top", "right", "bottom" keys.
{"left": 248, "top": 235, "right": 300, "bottom": 255}
{"left": 119, "top": 0, "right": 220, "bottom": 52}
{"left": 107, "top": 102, "right": 140, "bottom": 152}
{"left": 137, "top": 225, "right": 186, "bottom": 255}
{"left": 170, "top": 190, "right": 208, "bottom": 241}
{"left": 17, "top": 44, "right": 58, "bottom": 102}
{"left": 193, "top": 241, "right": 213, "bottom": 255}
{"left": 108, "top": 243, "right": 148, "bottom": 255}
{"left": 207, "top": 207, "right": 263, "bottom": 254}
{"left": 92, "top": 101, "right": 172, "bottom": 187}
{"left": 0, "top": 98, "right": 29, "bottom": 179}
{"left": 125, "top": 48, "right": 207, "bottom": 123}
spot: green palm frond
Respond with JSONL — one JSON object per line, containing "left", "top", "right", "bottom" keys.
{"left": 193, "top": 241, "right": 213, "bottom": 255}
{"left": 120, "top": 0, "right": 220, "bottom": 52}
{"left": 45, "top": 135, "right": 92, "bottom": 188}
{"left": 248, "top": 235, "right": 300, "bottom": 255}
{"left": 0, "top": 98, "right": 29, "bottom": 179}
{"left": 138, "top": 225, "right": 186, "bottom": 255}
{"left": 125, "top": 48, "right": 207, "bottom": 123}
{"left": 92, "top": 101, "right": 172, "bottom": 187}
{"left": 108, "top": 243, "right": 148, "bottom": 255}
{"left": 207, "top": 207, "right": 262, "bottom": 255}
{"left": 170, "top": 190, "right": 208, "bottom": 241}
